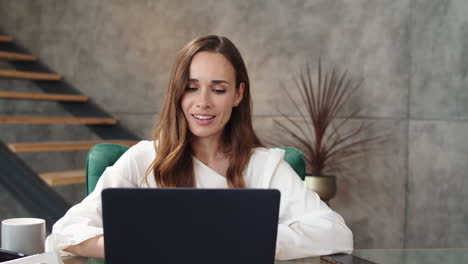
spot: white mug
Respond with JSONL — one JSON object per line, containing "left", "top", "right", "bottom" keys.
{"left": 1, "top": 218, "right": 46, "bottom": 255}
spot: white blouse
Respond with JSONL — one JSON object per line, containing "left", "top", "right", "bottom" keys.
{"left": 45, "top": 140, "right": 353, "bottom": 260}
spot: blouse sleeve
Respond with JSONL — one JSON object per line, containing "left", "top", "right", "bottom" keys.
{"left": 45, "top": 142, "right": 147, "bottom": 254}
{"left": 265, "top": 149, "right": 353, "bottom": 260}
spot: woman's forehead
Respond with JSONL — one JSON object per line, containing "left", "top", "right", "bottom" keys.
{"left": 189, "top": 52, "right": 235, "bottom": 82}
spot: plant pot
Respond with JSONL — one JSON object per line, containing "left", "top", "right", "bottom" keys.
{"left": 305, "top": 175, "right": 336, "bottom": 202}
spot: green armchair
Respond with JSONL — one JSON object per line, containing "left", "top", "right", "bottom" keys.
{"left": 85, "top": 143, "right": 306, "bottom": 194}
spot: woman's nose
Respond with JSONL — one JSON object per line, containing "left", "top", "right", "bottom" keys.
{"left": 196, "top": 89, "right": 212, "bottom": 108}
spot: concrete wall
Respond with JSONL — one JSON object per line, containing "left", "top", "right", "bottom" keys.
{"left": 1, "top": 0, "right": 467, "bottom": 249}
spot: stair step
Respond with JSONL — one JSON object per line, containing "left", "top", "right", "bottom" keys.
{"left": 8, "top": 140, "right": 138, "bottom": 152}
{"left": 0, "top": 116, "right": 117, "bottom": 124}
{"left": 0, "top": 51, "right": 37, "bottom": 61}
{"left": 0, "top": 91, "right": 88, "bottom": 102}
{"left": 39, "top": 170, "right": 86, "bottom": 186}
{"left": 0, "top": 70, "right": 61, "bottom": 80}
{"left": 0, "top": 35, "right": 13, "bottom": 42}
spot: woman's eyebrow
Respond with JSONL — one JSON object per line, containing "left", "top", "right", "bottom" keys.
{"left": 188, "top": 78, "right": 231, "bottom": 85}
{"left": 211, "top": 80, "right": 231, "bottom": 85}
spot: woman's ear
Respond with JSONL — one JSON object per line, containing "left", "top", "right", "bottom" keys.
{"left": 234, "top": 82, "right": 245, "bottom": 107}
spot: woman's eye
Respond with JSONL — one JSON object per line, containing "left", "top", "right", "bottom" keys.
{"left": 213, "top": 89, "right": 226, "bottom": 94}
{"left": 185, "top": 87, "right": 198, "bottom": 92}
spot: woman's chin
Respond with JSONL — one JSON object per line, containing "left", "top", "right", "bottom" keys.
{"left": 189, "top": 129, "right": 223, "bottom": 140}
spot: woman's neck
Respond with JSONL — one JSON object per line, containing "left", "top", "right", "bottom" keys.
{"left": 191, "top": 136, "right": 227, "bottom": 164}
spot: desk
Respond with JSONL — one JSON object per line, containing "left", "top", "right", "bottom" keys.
{"left": 62, "top": 248, "right": 468, "bottom": 264}
{"left": 353, "top": 248, "right": 468, "bottom": 264}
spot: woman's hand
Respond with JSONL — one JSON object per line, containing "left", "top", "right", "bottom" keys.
{"left": 64, "top": 234, "right": 105, "bottom": 258}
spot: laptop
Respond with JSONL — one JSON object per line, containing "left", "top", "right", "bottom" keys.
{"left": 101, "top": 188, "right": 281, "bottom": 264}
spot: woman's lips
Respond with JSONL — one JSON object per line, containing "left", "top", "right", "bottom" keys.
{"left": 192, "top": 114, "right": 215, "bottom": 125}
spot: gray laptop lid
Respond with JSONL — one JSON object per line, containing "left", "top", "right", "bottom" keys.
{"left": 102, "top": 188, "right": 280, "bottom": 264}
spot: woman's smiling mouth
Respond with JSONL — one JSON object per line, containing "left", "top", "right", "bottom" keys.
{"left": 193, "top": 114, "right": 215, "bottom": 120}
{"left": 192, "top": 114, "right": 216, "bottom": 125}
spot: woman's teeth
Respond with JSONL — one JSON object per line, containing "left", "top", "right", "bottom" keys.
{"left": 194, "top": 115, "right": 215, "bottom": 120}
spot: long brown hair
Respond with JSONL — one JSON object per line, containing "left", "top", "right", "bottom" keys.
{"left": 146, "top": 35, "right": 263, "bottom": 188}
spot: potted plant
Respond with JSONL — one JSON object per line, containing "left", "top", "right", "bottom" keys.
{"left": 273, "top": 61, "right": 380, "bottom": 202}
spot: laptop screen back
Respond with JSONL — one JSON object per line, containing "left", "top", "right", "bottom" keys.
{"left": 102, "top": 188, "right": 280, "bottom": 264}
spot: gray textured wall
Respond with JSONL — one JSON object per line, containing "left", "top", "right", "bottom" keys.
{"left": 1, "top": 0, "right": 467, "bottom": 249}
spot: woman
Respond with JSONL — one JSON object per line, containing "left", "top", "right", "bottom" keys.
{"left": 45, "top": 35, "right": 353, "bottom": 260}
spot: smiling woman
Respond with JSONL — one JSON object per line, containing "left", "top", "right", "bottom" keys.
{"left": 45, "top": 35, "right": 353, "bottom": 260}
{"left": 148, "top": 36, "right": 259, "bottom": 188}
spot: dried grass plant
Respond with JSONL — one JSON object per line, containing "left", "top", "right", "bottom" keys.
{"left": 274, "top": 61, "right": 381, "bottom": 176}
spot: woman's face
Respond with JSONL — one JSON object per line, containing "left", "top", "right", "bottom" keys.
{"left": 181, "top": 51, "right": 244, "bottom": 141}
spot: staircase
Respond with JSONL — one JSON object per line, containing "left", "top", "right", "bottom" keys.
{"left": 0, "top": 32, "right": 140, "bottom": 230}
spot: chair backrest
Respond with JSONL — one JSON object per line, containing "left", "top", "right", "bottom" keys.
{"left": 86, "top": 143, "right": 306, "bottom": 195}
